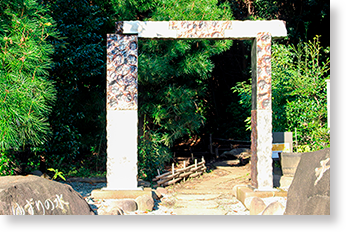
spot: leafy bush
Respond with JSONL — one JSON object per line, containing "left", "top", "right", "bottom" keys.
{"left": 0, "top": 0, "right": 57, "bottom": 174}
{"left": 138, "top": 116, "right": 172, "bottom": 182}
{"left": 233, "top": 36, "right": 330, "bottom": 152}
{"left": 39, "top": 0, "right": 109, "bottom": 173}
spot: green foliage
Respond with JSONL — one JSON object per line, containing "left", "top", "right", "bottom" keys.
{"left": 0, "top": 0, "right": 58, "bottom": 175}
{"left": 228, "top": 0, "right": 330, "bottom": 45}
{"left": 233, "top": 36, "right": 330, "bottom": 152}
{"left": 0, "top": 0, "right": 57, "bottom": 151}
{"left": 66, "top": 166, "right": 105, "bottom": 178}
{"left": 138, "top": 116, "right": 172, "bottom": 182}
{"left": 111, "top": 0, "right": 234, "bottom": 180}
{"left": 0, "top": 151, "right": 16, "bottom": 175}
{"left": 222, "top": 0, "right": 329, "bottom": 140}
{"left": 47, "top": 167, "right": 66, "bottom": 181}
{"left": 39, "top": 0, "right": 110, "bottom": 172}
{"left": 231, "top": 78, "right": 252, "bottom": 131}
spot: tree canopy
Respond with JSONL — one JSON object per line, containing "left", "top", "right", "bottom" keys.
{"left": 0, "top": 0, "right": 330, "bottom": 178}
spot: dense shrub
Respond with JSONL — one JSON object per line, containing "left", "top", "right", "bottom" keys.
{"left": 0, "top": 0, "right": 57, "bottom": 175}
{"left": 39, "top": 0, "right": 110, "bottom": 173}
{"left": 233, "top": 36, "right": 330, "bottom": 152}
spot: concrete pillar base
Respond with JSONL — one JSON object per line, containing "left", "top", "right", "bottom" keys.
{"left": 233, "top": 185, "right": 287, "bottom": 208}
{"left": 101, "top": 187, "right": 144, "bottom": 191}
{"left": 248, "top": 185, "right": 279, "bottom": 192}
{"left": 91, "top": 188, "right": 152, "bottom": 200}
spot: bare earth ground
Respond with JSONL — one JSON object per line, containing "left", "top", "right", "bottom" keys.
{"left": 77, "top": 160, "right": 252, "bottom": 215}
{"left": 168, "top": 160, "right": 251, "bottom": 193}
{"left": 73, "top": 159, "right": 288, "bottom": 215}
{"left": 152, "top": 160, "right": 252, "bottom": 215}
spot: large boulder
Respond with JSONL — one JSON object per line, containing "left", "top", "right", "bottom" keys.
{"left": 135, "top": 194, "right": 154, "bottom": 211}
{"left": 0, "top": 175, "right": 95, "bottom": 215}
{"left": 284, "top": 148, "right": 330, "bottom": 215}
{"left": 98, "top": 205, "right": 124, "bottom": 215}
{"left": 262, "top": 201, "right": 285, "bottom": 215}
{"left": 109, "top": 199, "right": 137, "bottom": 212}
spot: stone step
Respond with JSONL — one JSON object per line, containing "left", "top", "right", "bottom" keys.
{"left": 175, "top": 194, "right": 221, "bottom": 201}
{"left": 176, "top": 189, "right": 234, "bottom": 195}
{"left": 175, "top": 200, "right": 219, "bottom": 209}
{"left": 173, "top": 208, "right": 227, "bottom": 215}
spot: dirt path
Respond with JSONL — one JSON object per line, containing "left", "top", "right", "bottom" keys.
{"left": 160, "top": 160, "right": 251, "bottom": 215}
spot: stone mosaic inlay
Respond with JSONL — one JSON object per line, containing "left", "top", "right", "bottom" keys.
{"left": 115, "top": 21, "right": 124, "bottom": 34}
{"left": 107, "top": 34, "right": 138, "bottom": 110}
{"left": 169, "top": 21, "right": 232, "bottom": 38}
{"left": 256, "top": 32, "right": 272, "bottom": 110}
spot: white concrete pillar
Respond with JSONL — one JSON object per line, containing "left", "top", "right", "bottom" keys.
{"left": 105, "top": 32, "right": 139, "bottom": 190}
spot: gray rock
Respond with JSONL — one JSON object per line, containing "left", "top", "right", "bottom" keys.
{"left": 173, "top": 208, "right": 227, "bottom": 215}
{"left": 243, "top": 196, "right": 255, "bottom": 209}
{"left": 109, "top": 199, "right": 137, "bottom": 212}
{"left": 249, "top": 197, "right": 266, "bottom": 215}
{"left": 152, "top": 191, "right": 160, "bottom": 201}
{"left": 284, "top": 148, "right": 330, "bottom": 215}
{"left": 137, "top": 179, "right": 151, "bottom": 187}
{"left": 98, "top": 205, "right": 124, "bottom": 215}
{"left": 40, "top": 173, "right": 51, "bottom": 180}
{"left": 155, "top": 187, "right": 168, "bottom": 198}
{"left": 135, "top": 194, "right": 154, "bottom": 211}
{"left": 0, "top": 175, "right": 94, "bottom": 215}
{"left": 220, "top": 148, "right": 250, "bottom": 159}
{"left": 30, "top": 170, "right": 43, "bottom": 176}
{"left": 159, "top": 195, "right": 176, "bottom": 207}
{"left": 262, "top": 201, "right": 285, "bottom": 215}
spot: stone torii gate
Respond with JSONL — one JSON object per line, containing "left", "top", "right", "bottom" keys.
{"left": 104, "top": 20, "right": 287, "bottom": 194}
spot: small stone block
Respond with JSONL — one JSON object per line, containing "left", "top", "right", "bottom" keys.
{"left": 249, "top": 197, "right": 266, "bottom": 215}
{"left": 138, "top": 179, "right": 151, "bottom": 187}
{"left": 155, "top": 187, "right": 168, "bottom": 196}
{"left": 235, "top": 185, "right": 287, "bottom": 208}
{"left": 151, "top": 191, "right": 160, "bottom": 201}
{"left": 173, "top": 208, "right": 227, "bottom": 215}
{"left": 91, "top": 188, "right": 152, "bottom": 199}
{"left": 135, "top": 195, "right": 154, "bottom": 211}
{"left": 175, "top": 189, "right": 233, "bottom": 195}
{"left": 98, "top": 206, "right": 124, "bottom": 215}
{"left": 244, "top": 197, "right": 255, "bottom": 210}
{"left": 261, "top": 201, "right": 285, "bottom": 215}
{"left": 279, "top": 176, "right": 294, "bottom": 190}
{"left": 109, "top": 200, "right": 137, "bottom": 212}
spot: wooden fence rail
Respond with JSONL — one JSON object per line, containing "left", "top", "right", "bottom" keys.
{"left": 152, "top": 157, "right": 206, "bottom": 187}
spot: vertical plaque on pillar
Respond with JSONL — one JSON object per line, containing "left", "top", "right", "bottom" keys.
{"left": 106, "top": 33, "right": 139, "bottom": 190}
{"left": 251, "top": 32, "right": 273, "bottom": 191}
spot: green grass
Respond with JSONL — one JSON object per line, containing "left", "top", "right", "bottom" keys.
{"left": 65, "top": 167, "right": 106, "bottom": 178}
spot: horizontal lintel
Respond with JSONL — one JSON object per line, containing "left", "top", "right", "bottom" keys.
{"left": 120, "top": 20, "right": 287, "bottom": 39}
